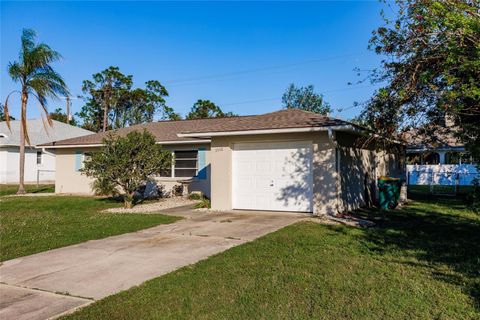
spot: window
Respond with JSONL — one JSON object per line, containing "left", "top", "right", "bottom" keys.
{"left": 83, "top": 152, "right": 92, "bottom": 162}
{"left": 82, "top": 152, "right": 92, "bottom": 168}
{"left": 174, "top": 150, "right": 198, "bottom": 177}
{"left": 36, "top": 151, "right": 42, "bottom": 165}
{"left": 406, "top": 153, "right": 422, "bottom": 165}
{"left": 423, "top": 152, "right": 440, "bottom": 165}
{"left": 162, "top": 150, "right": 198, "bottom": 178}
{"left": 446, "top": 152, "right": 476, "bottom": 165}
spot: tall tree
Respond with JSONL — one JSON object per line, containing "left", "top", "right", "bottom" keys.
{"left": 49, "top": 107, "right": 78, "bottom": 126}
{"left": 186, "top": 99, "right": 237, "bottom": 119}
{"left": 361, "top": 0, "right": 480, "bottom": 157}
{"left": 4, "top": 29, "right": 68, "bottom": 194}
{"left": 80, "top": 66, "right": 132, "bottom": 132}
{"left": 282, "top": 84, "right": 332, "bottom": 115}
{"left": 116, "top": 80, "right": 176, "bottom": 126}
{"left": 78, "top": 68, "right": 173, "bottom": 131}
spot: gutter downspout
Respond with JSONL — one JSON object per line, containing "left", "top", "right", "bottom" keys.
{"left": 328, "top": 127, "right": 341, "bottom": 215}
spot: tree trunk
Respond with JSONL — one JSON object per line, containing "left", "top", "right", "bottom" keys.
{"left": 17, "top": 91, "right": 28, "bottom": 194}
{"left": 124, "top": 192, "right": 135, "bottom": 209}
{"left": 102, "top": 98, "right": 108, "bottom": 132}
{"left": 102, "top": 88, "right": 109, "bottom": 132}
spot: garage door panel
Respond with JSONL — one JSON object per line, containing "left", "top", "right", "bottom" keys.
{"left": 232, "top": 141, "right": 313, "bottom": 212}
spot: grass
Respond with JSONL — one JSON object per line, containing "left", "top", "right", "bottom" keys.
{"left": 62, "top": 198, "right": 480, "bottom": 319}
{"left": 0, "top": 196, "right": 181, "bottom": 261}
{"left": 408, "top": 184, "right": 474, "bottom": 196}
{"left": 0, "top": 184, "right": 55, "bottom": 196}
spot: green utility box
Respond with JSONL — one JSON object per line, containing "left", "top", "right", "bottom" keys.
{"left": 378, "top": 177, "right": 401, "bottom": 210}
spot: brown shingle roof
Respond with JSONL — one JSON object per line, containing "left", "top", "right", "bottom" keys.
{"left": 42, "top": 109, "right": 356, "bottom": 147}
{"left": 401, "top": 127, "right": 464, "bottom": 150}
{"left": 179, "top": 109, "right": 351, "bottom": 134}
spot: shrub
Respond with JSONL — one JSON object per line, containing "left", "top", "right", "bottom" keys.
{"left": 188, "top": 192, "right": 203, "bottom": 200}
{"left": 194, "top": 197, "right": 211, "bottom": 209}
{"left": 82, "top": 130, "right": 172, "bottom": 208}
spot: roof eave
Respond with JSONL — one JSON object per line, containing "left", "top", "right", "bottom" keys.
{"left": 41, "top": 139, "right": 212, "bottom": 149}
{"left": 177, "top": 125, "right": 363, "bottom": 138}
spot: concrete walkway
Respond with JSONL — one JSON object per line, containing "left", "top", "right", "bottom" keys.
{"left": 0, "top": 206, "right": 306, "bottom": 320}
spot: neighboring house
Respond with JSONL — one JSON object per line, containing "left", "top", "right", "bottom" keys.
{"left": 0, "top": 119, "right": 93, "bottom": 184}
{"left": 403, "top": 127, "right": 479, "bottom": 186}
{"left": 41, "top": 109, "right": 405, "bottom": 215}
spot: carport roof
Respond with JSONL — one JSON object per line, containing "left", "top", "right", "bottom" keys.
{"left": 40, "top": 109, "right": 362, "bottom": 147}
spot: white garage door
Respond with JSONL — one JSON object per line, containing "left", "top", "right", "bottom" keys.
{"left": 232, "top": 141, "right": 313, "bottom": 212}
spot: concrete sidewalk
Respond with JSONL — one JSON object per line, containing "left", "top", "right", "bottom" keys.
{"left": 0, "top": 207, "right": 305, "bottom": 320}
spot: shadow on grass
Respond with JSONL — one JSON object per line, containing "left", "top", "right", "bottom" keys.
{"left": 92, "top": 195, "right": 160, "bottom": 207}
{"left": 30, "top": 186, "right": 55, "bottom": 194}
{"left": 350, "top": 198, "right": 480, "bottom": 310}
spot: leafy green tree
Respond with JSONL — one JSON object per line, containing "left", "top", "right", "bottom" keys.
{"left": 4, "top": 29, "right": 68, "bottom": 194}
{"left": 282, "top": 84, "right": 332, "bottom": 115}
{"left": 361, "top": 0, "right": 480, "bottom": 158}
{"left": 79, "top": 66, "right": 132, "bottom": 132}
{"left": 82, "top": 130, "right": 172, "bottom": 208}
{"left": 49, "top": 107, "right": 78, "bottom": 126}
{"left": 168, "top": 112, "right": 183, "bottom": 121}
{"left": 349, "top": 114, "right": 369, "bottom": 128}
{"left": 78, "top": 68, "right": 174, "bottom": 131}
{"left": 114, "top": 80, "right": 177, "bottom": 127}
{"left": 186, "top": 99, "right": 237, "bottom": 119}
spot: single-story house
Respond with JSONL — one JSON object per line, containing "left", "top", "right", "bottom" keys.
{"left": 402, "top": 126, "right": 478, "bottom": 186}
{"left": 0, "top": 119, "right": 93, "bottom": 184}
{"left": 41, "top": 109, "right": 405, "bottom": 215}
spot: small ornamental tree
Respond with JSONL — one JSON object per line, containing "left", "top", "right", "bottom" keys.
{"left": 82, "top": 130, "right": 172, "bottom": 208}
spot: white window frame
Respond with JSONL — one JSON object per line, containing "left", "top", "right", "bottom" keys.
{"left": 82, "top": 152, "right": 92, "bottom": 168}
{"left": 164, "top": 150, "right": 199, "bottom": 178}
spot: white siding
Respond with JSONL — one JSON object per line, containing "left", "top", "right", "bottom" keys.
{"left": 0, "top": 147, "right": 56, "bottom": 184}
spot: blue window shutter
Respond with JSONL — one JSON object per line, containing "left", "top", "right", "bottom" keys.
{"left": 75, "top": 151, "right": 82, "bottom": 171}
{"left": 197, "top": 147, "right": 207, "bottom": 179}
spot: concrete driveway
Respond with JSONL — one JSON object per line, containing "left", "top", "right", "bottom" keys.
{"left": 0, "top": 207, "right": 306, "bottom": 320}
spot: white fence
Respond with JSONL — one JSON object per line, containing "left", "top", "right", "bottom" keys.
{"left": 407, "top": 164, "right": 479, "bottom": 186}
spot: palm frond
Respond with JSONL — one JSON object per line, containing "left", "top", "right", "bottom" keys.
{"left": 31, "top": 44, "right": 62, "bottom": 67}
{"left": 20, "top": 29, "right": 36, "bottom": 61}
{"left": 8, "top": 62, "right": 23, "bottom": 83}
{"left": 28, "top": 67, "right": 69, "bottom": 98}
{"left": 40, "top": 113, "right": 52, "bottom": 137}
{"left": 31, "top": 92, "right": 53, "bottom": 127}
{"left": 2, "top": 91, "right": 21, "bottom": 131}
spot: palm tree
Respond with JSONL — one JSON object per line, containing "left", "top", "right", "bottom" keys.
{"left": 4, "top": 29, "right": 68, "bottom": 194}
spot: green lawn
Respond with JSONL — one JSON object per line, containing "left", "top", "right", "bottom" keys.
{"left": 0, "top": 184, "right": 55, "bottom": 196}
{"left": 0, "top": 196, "right": 180, "bottom": 261}
{"left": 408, "top": 184, "right": 474, "bottom": 196}
{"left": 63, "top": 198, "right": 479, "bottom": 320}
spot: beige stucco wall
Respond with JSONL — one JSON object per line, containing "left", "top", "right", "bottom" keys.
{"left": 335, "top": 131, "right": 406, "bottom": 212}
{"left": 55, "top": 147, "right": 97, "bottom": 194}
{"left": 54, "top": 143, "right": 211, "bottom": 197}
{"left": 209, "top": 132, "right": 338, "bottom": 215}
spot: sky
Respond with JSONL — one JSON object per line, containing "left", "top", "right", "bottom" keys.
{"left": 1, "top": 1, "right": 389, "bottom": 122}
